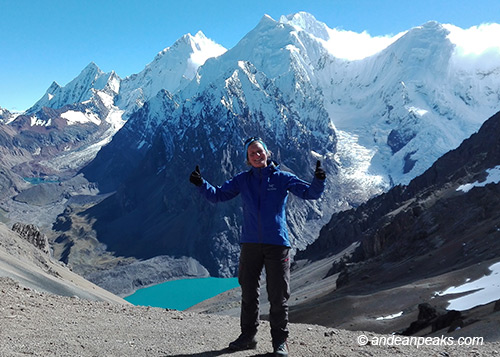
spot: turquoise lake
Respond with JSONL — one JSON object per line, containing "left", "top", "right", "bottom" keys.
{"left": 24, "top": 177, "right": 59, "bottom": 184}
{"left": 124, "top": 277, "right": 240, "bottom": 310}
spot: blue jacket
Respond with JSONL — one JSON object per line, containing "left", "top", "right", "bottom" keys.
{"left": 197, "top": 162, "right": 325, "bottom": 247}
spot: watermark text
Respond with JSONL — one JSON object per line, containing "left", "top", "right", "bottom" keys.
{"left": 357, "top": 334, "right": 483, "bottom": 348}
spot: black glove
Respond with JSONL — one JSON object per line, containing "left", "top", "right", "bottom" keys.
{"left": 314, "top": 160, "right": 326, "bottom": 180}
{"left": 189, "top": 165, "right": 203, "bottom": 186}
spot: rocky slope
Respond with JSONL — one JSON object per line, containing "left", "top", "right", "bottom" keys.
{"left": 0, "top": 221, "right": 125, "bottom": 303}
{"left": 2, "top": 219, "right": 498, "bottom": 356}
{"left": 1, "top": 277, "right": 499, "bottom": 356}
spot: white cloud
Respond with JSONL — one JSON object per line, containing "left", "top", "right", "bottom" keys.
{"left": 444, "top": 23, "right": 500, "bottom": 55}
{"left": 318, "top": 22, "right": 500, "bottom": 64}
{"left": 322, "top": 29, "right": 405, "bottom": 60}
{"left": 444, "top": 23, "right": 500, "bottom": 71}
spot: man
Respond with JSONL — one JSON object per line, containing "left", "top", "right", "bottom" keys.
{"left": 189, "top": 137, "right": 326, "bottom": 356}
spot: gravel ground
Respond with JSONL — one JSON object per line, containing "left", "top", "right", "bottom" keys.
{"left": 1, "top": 278, "right": 499, "bottom": 357}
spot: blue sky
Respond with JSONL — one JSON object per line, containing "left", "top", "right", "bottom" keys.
{"left": 1, "top": 0, "right": 499, "bottom": 112}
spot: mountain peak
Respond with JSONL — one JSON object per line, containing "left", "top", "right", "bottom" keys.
{"left": 26, "top": 61, "right": 116, "bottom": 113}
{"left": 192, "top": 30, "right": 208, "bottom": 41}
{"left": 80, "top": 61, "right": 102, "bottom": 76}
{"left": 385, "top": 19, "right": 452, "bottom": 71}
{"left": 253, "top": 14, "right": 278, "bottom": 32}
{"left": 259, "top": 14, "right": 275, "bottom": 23}
{"left": 419, "top": 20, "right": 444, "bottom": 30}
{"left": 116, "top": 31, "right": 226, "bottom": 112}
{"left": 0, "top": 106, "right": 13, "bottom": 123}
{"left": 157, "top": 31, "right": 225, "bottom": 62}
{"left": 403, "top": 20, "right": 449, "bottom": 40}
{"left": 47, "top": 81, "right": 61, "bottom": 92}
{"left": 176, "top": 32, "right": 203, "bottom": 46}
{"left": 84, "top": 61, "right": 99, "bottom": 69}
{"left": 279, "top": 12, "right": 330, "bottom": 41}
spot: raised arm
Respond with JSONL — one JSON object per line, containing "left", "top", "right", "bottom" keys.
{"left": 287, "top": 160, "right": 326, "bottom": 199}
{"left": 189, "top": 166, "right": 240, "bottom": 203}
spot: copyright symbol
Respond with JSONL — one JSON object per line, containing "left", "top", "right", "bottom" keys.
{"left": 357, "top": 334, "right": 369, "bottom": 346}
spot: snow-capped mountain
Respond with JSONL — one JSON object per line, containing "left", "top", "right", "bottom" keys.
{"left": 116, "top": 31, "right": 226, "bottom": 115}
{"left": 64, "top": 14, "right": 500, "bottom": 280}
{"left": 3, "top": 12, "right": 500, "bottom": 283}
{"left": 313, "top": 20, "right": 500, "bottom": 185}
{"left": 80, "top": 32, "right": 226, "bottom": 190}
{"left": 76, "top": 49, "right": 342, "bottom": 276}
{"left": 27, "top": 62, "right": 120, "bottom": 114}
{"left": 0, "top": 32, "right": 225, "bottom": 182}
{"left": 0, "top": 107, "right": 15, "bottom": 124}
{"left": 0, "top": 63, "right": 125, "bottom": 178}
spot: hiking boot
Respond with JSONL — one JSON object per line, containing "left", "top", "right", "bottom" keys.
{"left": 273, "top": 340, "right": 289, "bottom": 356}
{"left": 228, "top": 333, "right": 257, "bottom": 350}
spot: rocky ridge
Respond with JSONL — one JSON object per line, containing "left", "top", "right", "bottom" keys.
{"left": 11, "top": 222, "right": 50, "bottom": 254}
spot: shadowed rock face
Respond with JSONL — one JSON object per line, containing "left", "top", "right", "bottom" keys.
{"left": 401, "top": 303, "right": 463, "bottom": 335}
{"left": 79, "top": 104, "right": 337, "bottom": 278}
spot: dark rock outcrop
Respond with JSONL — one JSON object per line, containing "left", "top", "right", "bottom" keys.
{"left": 11, "top": 222, "right": 50, "bottom": 254}
{"left": 402, "top": 303, "right": 462, "bottom": 335}
{"left": 494, "top": 300, "right": 500, "bottom": 312}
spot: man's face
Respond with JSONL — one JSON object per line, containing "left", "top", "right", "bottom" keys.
{"left": 247, "top": 142, "right": 268, "bottom": 168}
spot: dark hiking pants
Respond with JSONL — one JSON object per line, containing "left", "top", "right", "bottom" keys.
{"left": 238, "top": 243, "right": 291, "bottom": 344}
